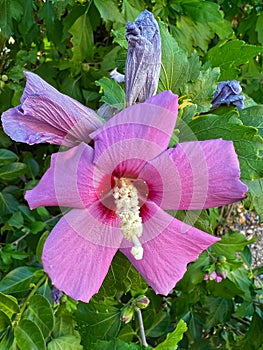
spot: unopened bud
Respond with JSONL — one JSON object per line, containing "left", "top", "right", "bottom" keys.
{"left": 121, "top": 305, "right": 134, "bottom": 324}
{"left": 1, "top": 75, "right": 8, "bottom": 82}
{"left": 211, "top": 80, "right": 245, "bottom": 110}
{"left": 125, "top": 10, "right": 161, "bottom": 106}
{"left": 135, "top": 295, "right": 150, "bottom": 309}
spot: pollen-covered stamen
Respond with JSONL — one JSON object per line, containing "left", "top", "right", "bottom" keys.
{"left": 113, "top": 178, "right": 143, "bottom": 260}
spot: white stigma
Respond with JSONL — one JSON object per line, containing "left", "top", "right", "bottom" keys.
{"left": 113, "top": 178, "right": 143, "bottom": 260}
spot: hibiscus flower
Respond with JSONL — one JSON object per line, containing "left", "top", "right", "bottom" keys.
{"left": 1, "top": 73, "right": 247, "bottom": 302}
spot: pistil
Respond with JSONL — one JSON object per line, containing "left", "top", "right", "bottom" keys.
{"left": 113, "top": 178, "right": 143, "bottom": 260}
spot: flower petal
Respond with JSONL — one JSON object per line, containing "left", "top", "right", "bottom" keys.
{"left": 90, "top": 91, "right": 178, "bottom": 176}
{"left": 1, "top": 72, "right": 102, "bottom": 146}
{"left": 42, "top": 213, "right": 119, "bottom": 302}
{"left": 121, "top": 201, "right": 219, "bottom": 295}
{"left": 25, "top": 143, "right": 97, "bottom": 209}
{"left": 139, "top": 139, "right": 247, "bottom": 210}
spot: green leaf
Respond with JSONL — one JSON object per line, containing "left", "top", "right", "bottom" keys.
{"left": 0, "top": 149, "right": 17, "bottom": 166}
{"left": 204, "top": 297, "right": 233, "bottom": 328}
{"left": 23, "top": 295, "right": 54, "bottom": 338}
{"left": 47, "top": 336, "right": 82, "bottom": 350}
{"left": 0, "top": 162, "right": 27, "bottom": 181}
{"left": 69, "top": 12, "right": 94, "bottom": 70}
{"left": 256, "top": 14, "right": 263, "bottom": 45}
{"left": 94, "top": 252, "right": 147, "bottom": 301}
{"left": 14, "top": 319, "right": 46, "bottom": 350}
{"left": 0, "top": 326, "right": 14, "bottom": 350}
{"left": 238, "top": 311, "right": 263, "bottom": 349}
{"left": 0, "top": 192, "right": 19, "bottom": 215}
{"left": 36, "top": 231, "right": 49, "bottom": 264}
{"left": 96, "top": 77, "right": 126, "bottom": 110}
{"left": 184, "top": 113, "right": 263, "bottom": 180}
{"left": 0, "top": 266, "right": 37, "bottom": 294}
{"left": 76, "top": 301, "right": 121, "bottom": 348}
{"left": 0, "top": 310, "right": 11, "bottom": 332}
{"left": 0, "top": 292, "right": 19, "bottom": 319}
{"left": 93, "top": 339, "right": 142, "bottom": 350}
{"left": 155, "top": 319, "right": 187, "bottom": 350}
{"left": 227, "top": 268, "right": 253, "bottom": 301}
{"left": 239, "top": 105, "right": 263, "bottom": 138}
{"left": 205, "top": 40, "right": 263, "bottom": 80}
{"left": 212, "top": 231, "right": 256, "bottom": 260}
{"left": 244, "top": 178, "right": 263, "bottom": 219}
{"left": 94, "top": 0, "right": 124, "bottom": 25}
{"left": 158, "top": 20, "right": 190, "bottom": 92}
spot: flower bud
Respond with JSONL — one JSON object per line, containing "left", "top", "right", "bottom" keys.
{"left": 1, "top": 75, "right": 8, "bottom": 82}
{"left": 135, "top": 295, "right": 150, "bottom": 309}
{"left": 121, "top": 305, "right": 134, "bottom": 324}
{"left": 125, "top": 10, "right": 161, "bottom": 106}
{"left": 211, "top": 80, "right": 245, "bottom": 110}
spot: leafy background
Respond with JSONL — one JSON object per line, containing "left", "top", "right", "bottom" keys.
{"left": 1, "top": 0, "right": 263, "bottom": 349}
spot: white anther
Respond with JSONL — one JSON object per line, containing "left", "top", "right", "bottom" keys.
{"left": 113, "top": 178, "right": 144, "bottom": 260}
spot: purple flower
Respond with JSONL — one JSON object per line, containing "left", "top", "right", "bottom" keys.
{"left": 211, "top": 80, "right": 245, "bottom": 110}
{"left": 125, "top": 10, "right": 161, "bottom": 106}
{"left": 1, "top": 74, "right": 247, "bottom": 302}
{"left": 1, "top": 72, "right": 103, "bottom": 146}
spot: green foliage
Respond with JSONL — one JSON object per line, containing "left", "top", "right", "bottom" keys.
{"left": 0, "top": 0, "right": 263, "bottom": 349}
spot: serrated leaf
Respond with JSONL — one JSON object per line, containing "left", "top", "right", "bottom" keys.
{"left": 239, "top": 105, "right": 263, "bottom": 138}
{"left": 158, "top": 20, "right": 190, "bottom": 93}
{"left": 69, "top": 12, "right": 94, "bottom": 68}
{"left": 205, "top": 40, "right": 263, "bottom": 80}
{"left": 212, "top": 231, "right": 256, "bottom": 259}
{"left": 204, "top": 297, "right": 233, "bottom": 328}
{"left": 0, "top": 149, "right": 17, "bottom": 166}
{"left": 96, "top": 77, "right": 125, "bottom": 110}
{"left": 47, "top": 335, "right": 82, "bottom": 350}
{"left": 0, "top": 162, "right": 27, "bottom": 181}
{"left": 0, "top": 192, "right": 19, "bottom": 215}
{"left": 0, "top": 292, "right": 19, "bottom": 319}
{"left": 94, "top": 0, "right": 124, "bottom": 25}
{"left": 14, "top": 319, "right": 45, "bottom": 350}
{"left": 94, "top": 252, "right": 147, "bottom": 300}
{"left": 93, "top": 339, "right": 142, "bottom": 350}
{"left": 184, "top": 67, "right": 220, "bottom": 112}
{"left": 23, "top": 295, "right": 54, "bottom": 338}
{"left": 184, "top": 113, "right": 263, "bottom": 180}
{"left": 76, "top": 301, "right": 121, "bottom": 348}
{"left": 0, "top": 266, "right": 37, "bottom": 294}
{"left": 227, "top": 268, "right": 253, "bottom": 301}
{"left": 155, "top": 319, "right": 187, "bottom": 350}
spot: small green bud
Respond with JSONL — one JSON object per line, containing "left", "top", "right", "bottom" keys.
{"left": 121, "top": 305, "right": 134, "bottom": 324}
{"left": 1, "top": 74, "right": 8, "bottom": 82}
{"left": 218, "top": 256, "right": 227, "bottom": 264}
{"left": 134, "top": 295, "right": 150, "bottom": 309}
{"left": 82, "top": 63, "right": 90, "bottom": 72}
{"left": 0, "top": 81, "right": 5, "bottom": 89}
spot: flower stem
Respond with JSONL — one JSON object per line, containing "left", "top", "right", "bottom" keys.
{"left": 137, "top": 308, "right": 148, "bottom": 347}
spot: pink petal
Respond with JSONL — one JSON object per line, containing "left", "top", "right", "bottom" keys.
{"left": 42, "top": 212, "right": 119, "bottom": 302}
{"left": 90, "top": 92, "right": 178, "bottom": 175}
{"left": 25, "top": 143, "right": 97, "bottom": 209}
{"left": 139, "top": 139, "right": 247, "bottom": 210}
{"left": 1, "top": 72, "right": 102, "bottom": 146}
{"left": 121, "top": 201, "right": 219, "bottom": 295}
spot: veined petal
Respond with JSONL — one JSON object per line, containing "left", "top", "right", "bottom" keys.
{"left": 139, "top": 139, "right": 247, "bottom": 210}
{"left": 42, "top": 213, "right": 119, "bottom": 302}
{"left": 1, "top": 72, "right": 102, "bottom": 146}
{"left": 121, "top": 201, "right": 219, "bottom": 295}
{"left": 90, "top": 91, "right": 178, "bottom": 175}
{"left": 26, "top": 143, "right": 97, "bottom": 209}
